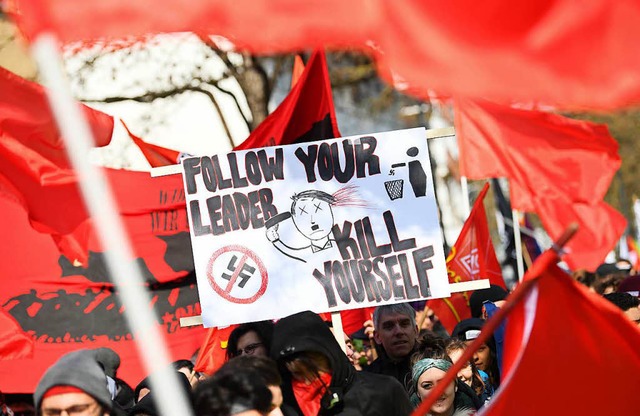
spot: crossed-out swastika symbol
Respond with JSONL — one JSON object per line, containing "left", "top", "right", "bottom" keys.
{"left": 206, "top": 245, "right": 268, "bottom": 304}
{"left": 221, "top": 255, "right": 256, "bottom": 290}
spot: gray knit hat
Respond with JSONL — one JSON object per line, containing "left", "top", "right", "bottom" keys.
{"left": 34, "top": 349, "right": 112, "bottom": 411}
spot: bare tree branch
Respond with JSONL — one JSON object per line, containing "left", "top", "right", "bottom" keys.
{"left": 80, "top": 85, "right": 234, "bottom": 147}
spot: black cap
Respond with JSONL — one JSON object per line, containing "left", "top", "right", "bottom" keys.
{"left": 469, "top": 285, "right": 508, "bottom": 318}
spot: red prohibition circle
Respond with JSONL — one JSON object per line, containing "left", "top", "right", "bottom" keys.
{"left": 206, "top": 245, "right": 268, "bottom": 304}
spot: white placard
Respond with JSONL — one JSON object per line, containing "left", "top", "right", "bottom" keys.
{"left": 182, "top": 128, "right": 450, "bottom": 327}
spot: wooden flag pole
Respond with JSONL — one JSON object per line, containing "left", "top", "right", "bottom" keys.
{"left": 180, "top": 280, "right": 490, "bottom": 328}
{"left": 331, "top": 311, "right": 347, "bottom": 353}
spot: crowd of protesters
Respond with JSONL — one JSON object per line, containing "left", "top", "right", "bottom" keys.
{"left": 3, "top": 261, "right": 638, "bottom": 416}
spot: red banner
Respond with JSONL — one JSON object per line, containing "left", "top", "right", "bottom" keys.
{"left": 0, "top": 174, "right": 207, "bottom": 392}
{"left": 486, "top": 261, "right": 640, "bottom": 414}
{"left": 9, "top": 0, "right": 640, "bottom": 109}
{"left": 455, "top": 98, "right": 626, "bottom": 271}
{"left": 429, "top": 183, "right": 504, "bottom": 333}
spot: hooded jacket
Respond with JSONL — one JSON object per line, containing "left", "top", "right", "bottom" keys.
{"left": 271, "top": 311, "right": 412, "bottom": 416}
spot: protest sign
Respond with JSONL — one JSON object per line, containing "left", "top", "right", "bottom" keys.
{"left": 182, "top": 128, "right": 449, "bottom": 327}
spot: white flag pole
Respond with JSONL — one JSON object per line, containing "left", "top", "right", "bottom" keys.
{"left": 460, "top": 176, "right": 471, "bottom": 217}
{"left": 31, "top": 34, "right": 194, "bottom": 416}
{"left": 512, "top": 209, "right": 525, "bottom": 282}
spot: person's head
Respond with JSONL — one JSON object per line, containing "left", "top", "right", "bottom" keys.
{"left": 445, "top": 339, "right": 485, "bottom": 397}
{"left": 134, "top": 378, "right": 151, "bottom": 404}
{"left": 271, "top": 310, "right": 356, "bottom": 410}
{"left": 91, "top": 348, "right": 120, "bottom": 380}
{"left": 603, "top": 292, "right": 640, "bottom": 326}
{"left": 173, "top": 359, "right": 200, "bottom": 388}
{"left": 219, "top": 356, "right": 284, "bottom": 415}
{"left": 594, "top": 274, "right": 627, "bottom": 295}
{"left": 193, "top": 370, "right": 272, "bottom": 416}
{"left": 282, "top": 351, "right": 332, "bottom": 384}
{"left": 451, "top": 318, "right": 499, "bottom": 386}
{"left": 469, "top": 285, "right": 508, "bottom": 319}
{"left": 596, "top": 261, "right": 632, "bottom": 279}
{"left": 372, "top": 303, "right": 419, "bottom": 361}
{"left": 349, "top": 327, "right": 375, "bottom": 368}
{"left": 290, "top": 190, "right": 336, "bottom": 241}
{"left": 572, "top": 269, "right": 597, "bottom": 290}
{"left": 412, "top": 330, "right": 448, "bottom": 364}
{"left": 129, "top": 371, "right": 192, "bottom": 416}
{"left": 410, "top": 358, "right": 456, "bottom": 415}
{"left": 227, "top": 321, "right": 274, "bottom": 361}
{"left": 34, "top": 350, "right": 113, "bottom": 416}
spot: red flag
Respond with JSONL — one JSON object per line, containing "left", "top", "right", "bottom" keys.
{"left": 290, "top": 55, "right": 305, "bottom": 88}
{"left": 485, "top": 260, "right": 640, "bottom": 414}
{"left": 455, "top": 98, "right": 626, "bottom": 271}
{"left": 429, "top": 183, "right": 504, "bottom": 333}
{"left": 9, "top": 1, "right": 640, "bottom": 109}
{"left": 123, "top": 122, "right": 182, "bottom": 167}
{"left": 194, "top": 325, "right": 238, "bottom": 375}
{"left": 340, "top": 307, "right": 376, "bottom": 336}
{"left": 0, "top": 66, "right": 114, "bottom": 263}
{"left": 234, "top": 49, "right": 340, "bottom": 150}
{"left": 0, "top": 306, "right": 33, "bottom": 360}
{"left": 0, "top": 193, "right": 206, "bottom": 392}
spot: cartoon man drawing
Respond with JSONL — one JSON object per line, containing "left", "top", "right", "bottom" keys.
{"left": 266, "top": 190, "right": 337, "bottom": 263}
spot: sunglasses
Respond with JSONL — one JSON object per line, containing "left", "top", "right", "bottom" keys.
{"left": 233, "top": 342, "right": 264, "bottom": 357}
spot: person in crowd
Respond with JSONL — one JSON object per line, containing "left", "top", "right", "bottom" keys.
{"left": 226, "top": 321, "right": 275, "bottom": 361}
{"left": 414, "top": 302, "right": 450, "bottom": 339}
{"left": 0, "top": 391, "right": 14, "bottom": 416}
{"left": 603, "top": 292, "right": 640, "bottom": 326}
{"left": 364, "top": 303, "right": 419, "bottom": 389}
{"left": 593, "top": 261, "right": 632, "bottom": 294}
{"left": 572, "top": 269, "right": 598, "bottom": 291}
{"left": 451, "top": 319, "right": 500, "bottom": 392}
{"left": 217, "top": 355, "right": 297, "bottom": 416}
{"left": 348, "top": 327, "right": 376, "bottom": 370}
{"left": 594, "top": 274, "right": 627, "bottom": 295}
{"left": 271, "top": 310, "right": 412, "bottom": 415}
{"left": 445, "top": 339, "right": 491, "bottom": 404}
{"left": 92, "top": 348, "right": 135, "bottom": 412}
{"left": 617, "top": 274, "right": 640, "bottom": 297}
{"left": 173, "top": 359, "right": 205, "bottom": 388}
{"left": 469, "top": 285, "right": 508, "bottom": 320}
{"left": 409, "top": 358, "right": 475, "bottom": 416}
{"left": 127, "top": 369, "right": 193, "bottom": 416}
{"left": 193, "top": 369, "right": 273, "bottom": 416}
{"left": 134, "top": 378, "right": 151, "bottom": 404}
{"left": 411, "top": 331, "right": 481, "bottom": 411}
{"left": 34, "top": 349, "right": 115, "bottom": 416}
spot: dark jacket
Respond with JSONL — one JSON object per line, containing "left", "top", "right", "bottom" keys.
{"left": 271, "top": 311, "right": 412, "bottom": 416}
{"left": 363, "top": 350, "right": 414, "bottom": 391}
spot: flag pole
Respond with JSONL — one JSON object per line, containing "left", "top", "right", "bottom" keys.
{"left": 460, "top": 176, "right": 471, "bottom": 217}
{"left": 31, "top": 35, "right": 194, "bottom": 416}
{"left": 412, "top": 223, "right": 578, "bottom": 416}
{"left": 512, "top": 209, "right": 525, "bottom": 281}
{"left": 331, "top": 312, "right": 347, "bottom": 353}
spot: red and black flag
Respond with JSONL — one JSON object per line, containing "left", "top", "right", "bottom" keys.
{"left": 234, "top": 49, "right": 340, "bottom": 150}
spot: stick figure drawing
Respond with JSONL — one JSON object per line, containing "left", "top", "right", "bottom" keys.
{"left": 265, "top": 185, "right": 366, "bottom": 263}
